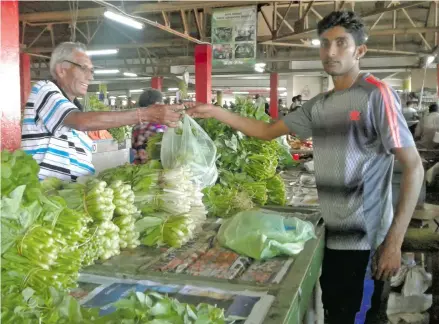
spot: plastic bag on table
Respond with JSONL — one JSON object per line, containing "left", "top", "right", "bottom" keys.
{"left": 161, "top": 114, "right": 218, "bottom": 188}
{"left": 403, "top": 266, "right": 432, "bottom": 296}
{"left": 217, "top": 209, "right": 316, "bottom": 260}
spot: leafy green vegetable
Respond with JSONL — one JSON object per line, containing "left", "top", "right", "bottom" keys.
{"left": 97, "top": 291, "right": 225, "bottom": 324}
{"left": 108, "top": 126, "right": 132, "bottom": 143}
{"left": 266, "top": 174, "right": 286, "bottom": 206}
{"left": 202, "top": 184, "right": 253, "bottom": 218}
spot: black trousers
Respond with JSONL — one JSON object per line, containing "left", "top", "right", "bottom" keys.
{"left": 320, "top": 248, "right": 385, "bottom": 324}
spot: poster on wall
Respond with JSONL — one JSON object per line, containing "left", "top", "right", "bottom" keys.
{"left": 211, "top": 6, "right": 257, "bottom": 67}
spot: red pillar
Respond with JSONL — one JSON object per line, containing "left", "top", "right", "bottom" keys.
{"left": 151, "top": 76, "right": 163, "bottom": 91}
{"left": 20, "top": 53, "right": 31, "bottom": 111}
{"left": 269, "top": 72, "right": 279, "bottom": 119}
{"left": 194, "top": 44, "right": 212, "bottom": 104}
{"left": 1, "top": 0, "right": 21, "bottom": 151}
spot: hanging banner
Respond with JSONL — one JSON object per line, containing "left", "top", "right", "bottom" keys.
{"left": 211, "top": 6, "right": 257, "bottom": 67}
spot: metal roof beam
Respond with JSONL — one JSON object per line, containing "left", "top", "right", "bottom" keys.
{"left": 20, "top": 1, "right": 261, "bottom": 23}
{"left": 266, "top": 1, "right": 428, "bottom": 43}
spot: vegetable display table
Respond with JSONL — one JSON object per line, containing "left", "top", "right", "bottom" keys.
{"left": 78, "top": 207, "right": 325, "bottom": 324}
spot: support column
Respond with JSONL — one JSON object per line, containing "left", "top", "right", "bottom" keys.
{"left": 151, "top": 76, "right": 163, "bottom": 91}
{"left": 20, "top": 53, "right": 31, "bottom": 111}
{"left": 286, "top": 74, "right": 294, "bottom": 110}
{"left": 216, "top": 91, "right": 223, "bottom": 106}
{"left": 269, "top": 72, "right": 279, "bottom": 118}
{"left": 195, "top": 44, "right": 212, "bottom": 104}
{"left": 1, "top": 0, "right": 21, "bottom": 151}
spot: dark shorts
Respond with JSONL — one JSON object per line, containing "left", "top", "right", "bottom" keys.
{"left": 320, "top": 248, "right": 385, "bottom": 324}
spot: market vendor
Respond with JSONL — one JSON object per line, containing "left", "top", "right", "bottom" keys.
{"left": 189, "top": 11, "right": 424, "bottom": 324}
{"left": 131, "top": 89, "right": 167, "bottom": 164}
{"left": 21, "top": 42, "right": 183, "bottom": 182}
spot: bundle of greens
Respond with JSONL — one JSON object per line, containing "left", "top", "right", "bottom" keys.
{"left": 202, "top": 184, "right": 253, "bottom": 218}
{"left": 265, "top": 174, "right": 287, "bottom": 206}
{"left": 97, "top": 291, "right": 225, "bottom": 324}
{"left": 136, "top": 214, "right": 196, "bottom": 248}
{"left": 57, "top": 179, "right": 120, "bottom": 261}
{"left": 109, "top": 180, "right": 141, "bottom": 249}
{"left": 1, "top": 151, "right": 92, "bottom": 304}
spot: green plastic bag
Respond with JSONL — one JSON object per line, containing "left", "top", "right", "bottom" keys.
{"left": 217, "top": 209, "right": 316, "bottom": 260}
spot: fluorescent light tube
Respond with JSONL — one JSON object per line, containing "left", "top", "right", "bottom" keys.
{"left": 104, "top": 11, "right": 144, "bottom": 30}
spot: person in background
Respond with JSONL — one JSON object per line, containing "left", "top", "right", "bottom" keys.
{"left": 131, "top": 89, "right": 167, "bottom": 165}
{"left": 188, "top": 11, "right": 423, "bottom": 323}
{"left": 265, "top": 102, "right": 270, "bottom": 115}
{"left": 416, "top": 103, "right": 439, "bottom": 149}
{"left": 402, "top": 101, "right": 419, "bottom": 135}
{"left": 21, "top": 42, "right": 182, "bottom": 181}
{"left": 290, "top": 96, "right": 297, "bottom": 111}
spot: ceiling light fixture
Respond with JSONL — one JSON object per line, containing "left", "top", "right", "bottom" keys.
{"left": 311, "top": 39, "right": 321, "bottom": 46}
{"left": 426, "top": 55, "right": 436, "bottom": 66}
{"left": 278, "top": 87, "right": 287, "bottom": 91}
{"left": 94, "top": 69, "right": 120, "bottom": 74}
{"left": 118, "top": 95, "right": 127, "bottom": 98}
{"left": 232, "top": 91, "right": 249, "bottom": 95}
{"left": 168, "top": 88, "right": 179, "bottom": 91}
{"left": 104, "top": 11, "right": 144, "bottom": 30}
{"left": 86, "top": 49, "right": 118, "bottom": 56}
{"left": 129, "top": 89, "right": 144, "bottom": 93}
{"left": 123, "top": 72, "right": 138, "bottom": 77}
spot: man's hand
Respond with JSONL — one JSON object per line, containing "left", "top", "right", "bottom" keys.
{"left": 142, "top": 104, "right": 184, "bottom": 127}
{"left": 372, "top": 242, "right": 401, "bottom": 281}
{"left": 186, "top": 103, "right": 219, "bottom": 119}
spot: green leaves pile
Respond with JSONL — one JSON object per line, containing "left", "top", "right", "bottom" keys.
{"left": 98, "top": 162, "right": 207, "bottom": 248}
{"left": 197, "top": 98, "right": 287, "bottom": 217}
{"left": 98, "top": 291, "right": 225, "bottom": 324}
{"left": 1, "top": 150, "right": 225, "bottom": 323}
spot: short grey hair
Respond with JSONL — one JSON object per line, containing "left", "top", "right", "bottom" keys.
{"left": 50, "top": 42, "right": 87, "bottom": 79}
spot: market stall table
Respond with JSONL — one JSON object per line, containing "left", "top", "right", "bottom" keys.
{"left": 77, "top": 207, "right": 325, "bottom": 324}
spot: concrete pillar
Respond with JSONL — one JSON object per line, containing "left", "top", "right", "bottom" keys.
{"left": 151, "top": 76, "right": 163, "bottom": 91}
{"left": 286, "top": 74, "right": 294, "bottom": 110}
{"left": 269, "top": 72, "right": 279, "bottom": 118}
{"left": 20, "top": 53, "right": 31, "bottom": 111}
{"left": 1, "top": 0, "right": 21, "bottom": 151}
{"left": 194, "top": 44, "right": 212, "bottom": 104}
{"left": 216, "top": 91, "right": 223, "bottom": 106}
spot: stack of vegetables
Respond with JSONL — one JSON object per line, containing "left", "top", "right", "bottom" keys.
{"left": 57, "top": 179, "right": 121, "bottom": 262}
{"left": 198, "top": 98, "right": 288, "bottom": 217}
{"left": 1, "top": 150, "right": 226, "bottom": 323}
{"left": 98, "top": 161, "right": 206, "bottom": 248}
{"left": 1, "top": 150, "right": 96, "bottom": 321}
{"left": 109, "top": 180, "right": 141, "bottom": 249}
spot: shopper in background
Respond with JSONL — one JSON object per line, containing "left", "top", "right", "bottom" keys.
{"left": 131, "top": 89, "right": 167, "bottom": 165}
{"left": 416, "top": 103, "right": 439, "bottom": 149}
{"left": 189, "top": 11, "right": 423, "bottom": 324}
{"left": 402, "top": 101, "right": 419, "bottom": 135}
{"left": 21, "top": 42, "right": 182, "bottom": 181}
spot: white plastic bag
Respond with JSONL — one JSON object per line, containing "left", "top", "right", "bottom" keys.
{"left": 403, "top": 266, "right": 432, "bottom": 296}
{"left": 161, "top": 114, "right": 218, "bottom": 188}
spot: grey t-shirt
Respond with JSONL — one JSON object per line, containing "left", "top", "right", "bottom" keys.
{"left": 282, "top": 73, "right": 415, "bottom": 250}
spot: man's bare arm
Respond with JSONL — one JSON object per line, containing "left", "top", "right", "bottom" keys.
{"left": 63, "top": 105, "right": 183, "bottom": 131}
{"left": 387, "top": 146, "right": 424, "bottom": 246}
{"left": 373, "top": 146, "right": 424, "bottom": 280}
{"left": 189, "top": 105, "right": 290, "bottom": 140}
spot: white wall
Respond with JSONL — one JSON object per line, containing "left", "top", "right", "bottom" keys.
{"left": 411, "top": 68, "right": 438, "bottom": 92}
{"left": 292, "top": 76, "right": 323, "bottom": 100}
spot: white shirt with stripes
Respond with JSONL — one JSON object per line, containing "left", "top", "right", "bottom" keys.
{"left": 21, "top": 80, "right": 95, "bottom": 182}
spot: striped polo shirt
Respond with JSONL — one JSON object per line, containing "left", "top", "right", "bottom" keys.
{"left": 21, "top": 80, "right": 95, "bottom": 182}
{"left": 283, "top": 73, "right": 415, "bottom": 251}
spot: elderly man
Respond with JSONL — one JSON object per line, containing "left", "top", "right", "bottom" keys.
{"left": 22, "top": 42, "right": 182, "bottom": 181}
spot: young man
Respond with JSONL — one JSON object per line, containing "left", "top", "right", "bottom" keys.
{"left": 22, "top": 42, "right": 182, "bottom": 181}
{"left": 416, "top": 103, "right": 439, "bottom": 149}
{"left": 189, "top": 11, "right": 424, "bottom": 323}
